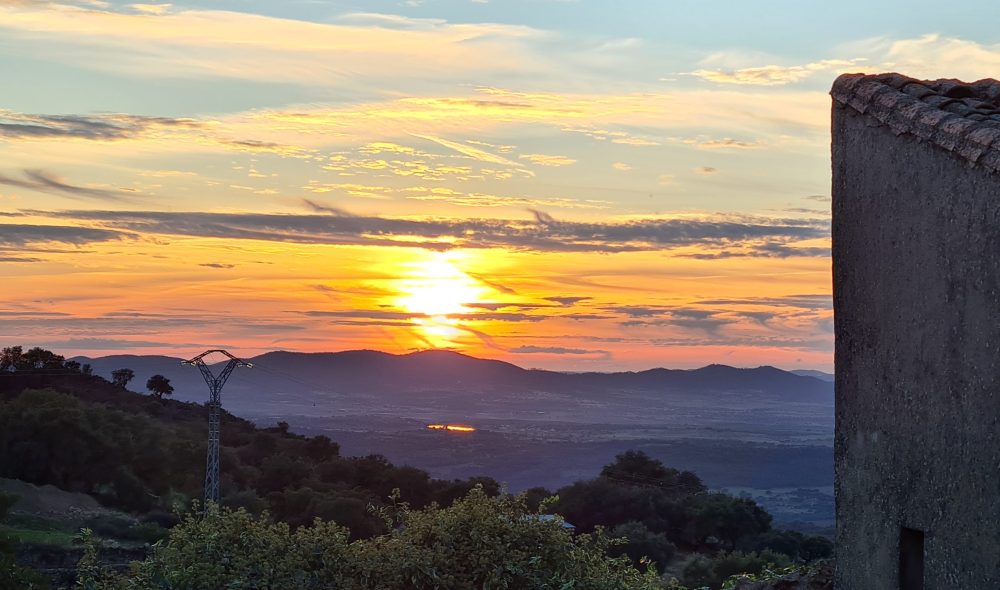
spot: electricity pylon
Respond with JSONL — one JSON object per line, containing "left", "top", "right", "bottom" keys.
{"left": 182, "top": 349, "right": 252, "bottom": 504}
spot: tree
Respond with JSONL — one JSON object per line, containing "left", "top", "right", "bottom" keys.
{"left": 737, "top": 529, "right": 834, "bottom": 563}
{"left": 687, "top": 493, "right": 772, "bottom": 550}
{"left": 302, "top": 434, "right": 339, "bottom": 462}
{"left": 0, "top": 346, "right": 23, "bottom": 372}
{"left": 608, "top": 521, "right": 676, "bottom": 573}
{"left": 600, "top": 450, "right": 705, "bottom": 495}
{"left": 111, "top": 368, "right": 135, "bottom": 389}
{"left": 146, "top": 374, "right": 174, "bottom": 399}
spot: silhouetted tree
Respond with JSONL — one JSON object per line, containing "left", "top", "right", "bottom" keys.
{"left": 600, "top": 450, "right": 705, "bottom": 495}
{"left": 0, "top": 346, "right": 21, "bottom": 372}
{"left": 21, "top": 347, "right": 65, "bottom": 371}
{"left": 112, "top": 368, "right": 136, "bottom": 389}
{"left": 146, "top": 374, "right": 174, "bottom": 399}
{"left": 303, "top": 435, "right": 339, "bottom": 462}
{"left": 687, "top": 493, "right": 772, "bottom": 550}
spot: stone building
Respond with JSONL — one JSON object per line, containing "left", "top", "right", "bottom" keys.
{"left": 832, "top": 73, "right": 1000, "bottom": 589}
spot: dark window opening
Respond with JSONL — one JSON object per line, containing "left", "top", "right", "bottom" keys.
{"left": 899, "top": 527, "right": 925, "bottom": 590}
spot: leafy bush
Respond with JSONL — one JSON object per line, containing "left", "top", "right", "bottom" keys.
{"left": 77, "top": 488, "right": 662, "bottom": 590}
{"left": 607, "top": 521, "right": 676, "bottom": 573}
{"left": 736, "top": 529, "right": 834, "bottom": 562}
{"left": 678, "top": 550, "right": 793, "bottom": 590}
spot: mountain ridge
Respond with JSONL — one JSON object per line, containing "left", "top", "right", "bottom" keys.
{"left": 71, "top": 349, "right": 833, "bottom": 414}
{"left": 75, "top": 348, "right": 829, "bottom": 380}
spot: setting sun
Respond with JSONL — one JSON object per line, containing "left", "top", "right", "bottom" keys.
{"left": 395, "top": 254, "right": 488, "bottom": 317}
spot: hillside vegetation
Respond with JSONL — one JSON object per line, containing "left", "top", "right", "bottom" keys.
{"left": 0, "top": 346, "right": 832, "bottom": 589}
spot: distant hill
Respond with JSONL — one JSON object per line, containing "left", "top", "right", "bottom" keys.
{"left": 73, "top": 350, "right": 834, "bottom": 415}
{"left": 791, "top": 369, "right": 834, "bottom": 382}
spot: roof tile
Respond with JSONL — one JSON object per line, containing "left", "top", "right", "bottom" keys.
{"left": 956, "top": 127, "right": 1000, "bottom": 162}
{"left": 832, "top": 73, "right": 1000, "bottom": 174}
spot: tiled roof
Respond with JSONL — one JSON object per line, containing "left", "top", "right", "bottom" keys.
{"left": 831, "top": 73, "right": 1000, "bottom": 173}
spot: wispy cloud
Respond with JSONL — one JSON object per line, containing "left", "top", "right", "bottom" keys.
{"left": 519, "top": 153, "right": 576, "bottom": 167}
{"left": 688, "top": 59, "right": 864, "bottom": 86}
{"left": 0, "top": 4, "right": 549, "bottom": 85}
{"left": 22, "top": 208, "right": 831, "bottom": 256}
{"left": 0, "top": 110, "right": 196, "bottom": 140}
{"left": 411, "top": 133, "right": 522, "bottom": 166}
{"left": 0, "top": 223, "right": 125, "bottom": 247}
{"left": 0, "top": 169, "right": 133, "bottom": 201}
{"left": 696, "top": 138, "right": 765, "bottom": 150}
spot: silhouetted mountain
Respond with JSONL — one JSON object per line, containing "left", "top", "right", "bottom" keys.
{"left": 791, "top": 369, "right": 834, "bottom": 382}
{"left": 74, "top": 349, "right": 833, "bottom": 415}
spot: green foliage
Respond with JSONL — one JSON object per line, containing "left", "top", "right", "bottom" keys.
{"left": 0, "top": 552, "right": 50, "bottom": 590}
{"left": 0, "top": 347, "right": 826, "bottom": 589}
{"left": 0, "top": 492, "right": 50, "bottom": 590}
{"left": 77, "top": 489, "right": 661, "bottom": 590}
{"left": 83, "top": 515, "right": 168, "bottom": 544}
{"left": 606, "top": 521, "right": 676, "bottom": 573}
{"left": 0, "top": 389, "right": 170, "bottom": 507}
{"left": 736, "top": 529, "right": 834, "bottom": 562}
{"left": 521, "top": 486, "right": 554, "bottom": 511}
{"left": 0, "top": 377, "right": 501, "bottom": 531}
{"left": 719, "top": 563, "right": 814, "bottom": 590}
{"left": 678, "top": 550, "right": 793, "bottom": 590}
{"left": 686, "top": 493, "right": 772, "bottom": 550}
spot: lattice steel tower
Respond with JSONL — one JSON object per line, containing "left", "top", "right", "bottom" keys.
{"left": 183, "top": 350, "right": 252, "bottom": 504}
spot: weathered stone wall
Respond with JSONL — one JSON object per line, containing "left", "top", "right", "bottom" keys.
{"left": 833, "top": 104, "right": 1000, "bottom": 588}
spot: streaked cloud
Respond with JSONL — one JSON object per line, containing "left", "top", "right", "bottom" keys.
{"left": 689, "top": 59, "right": 864, "bottom": 86}
{"left": 411, "top": 133, "right": 523, "bottom": 166}
{"left": 0, "top": 110, "right": 196, "bottom": 140}
{"left": 518, "top": 153, "right": 576, "bottom": 167}
{"left": 20, "top": 208, "right": 830, "bottom": 256}
{"left": 0, "top": 169, "right": 133, "bottom": 201}
{"left": 696, "top": 138, "right": 765, "bottom": 150}
{"left": 0, "top": 223, "right": 125, "bottom": 247}
{"left": 0, "top": 3, "right": 548, "bottom": 85}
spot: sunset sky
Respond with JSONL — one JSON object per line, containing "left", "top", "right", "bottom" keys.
{"left": 2, "top": 0, "right": 999, "bottom": 371}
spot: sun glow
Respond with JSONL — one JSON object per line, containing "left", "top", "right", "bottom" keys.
{"left": 395, "top": 253, "right": 487, "bottom": 317}
{"left": 393, "top": 253, "right": 492, "bottom": 347}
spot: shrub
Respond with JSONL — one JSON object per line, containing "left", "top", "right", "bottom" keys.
{"left": 678, "top": 550, "right": 793, "bottom": 590}
{"left": 77, "top": 489, "right": 662, "bottom": 590}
